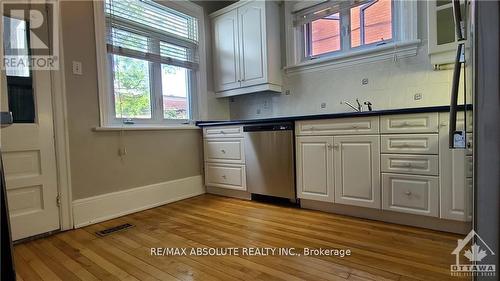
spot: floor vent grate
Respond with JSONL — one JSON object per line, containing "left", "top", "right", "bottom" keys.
{"left": 95, "top": 223, "right": 134, "bottom": 237}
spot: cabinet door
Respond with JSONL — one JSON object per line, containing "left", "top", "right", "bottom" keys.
{"left": 296, "top": 136, "right": 334, "bottom": 202}
{"left": 334, "top": 135, "right": 381, "bottom": 209}
{"left": 439, "top": 112, "right": 470, "bottom": 221}
{"left": 212, "top": 10, "right": 240, "bottom": 92}
{"left": 238, "top": 1, "right": 267, "bottom": 87}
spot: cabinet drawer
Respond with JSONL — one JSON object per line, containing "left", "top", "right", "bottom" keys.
{"left": 203, "top": 126, "right": 243, "bottom": 138}
{"left": 381, "top": 134, "right": 438, "bottom": 154}
{"left": 205, "top": 163, "right": 246, "bottom": 191}
{"left": 296, "top": 117, "right": 379, "bottom": 136}
{"left": 382, "top": 173, "right": 439, "bottom": 217}
{"left": 204, "top": 139, "right": 245, "bottom": 164}
{"left": 381, "top": 154, "right": 439, "bottom": 176}
{"left": 381, "top": 113, "right": 438, "bottom": 134}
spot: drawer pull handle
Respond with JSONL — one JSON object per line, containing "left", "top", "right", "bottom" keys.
{"left": 352, "top": 125, "right": 358, "bottom": 129}
{"left": 220, "top": 131, "right": 225, "bottom": 134}
{"left": 221, "top": 175, "right": 227, "bottom": 179}
{"left": 405, "top": 191, "right": 412, "bottom": 196}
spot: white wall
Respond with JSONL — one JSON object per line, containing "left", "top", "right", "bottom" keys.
{"left": 226, "top": 1, "right": 467, "bottom": 120}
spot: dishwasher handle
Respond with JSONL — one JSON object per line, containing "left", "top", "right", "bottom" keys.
{"left": 243, "top": 122, "right": 294, "bottom": 132}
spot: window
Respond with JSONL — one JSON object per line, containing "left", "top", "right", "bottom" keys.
{"left": 96, "top": 0, "right": 201, "bottom": 126}
{"left": 2, "top": 16, "right": 35, "bottom": 123}
{"left": 304, "top": 0, "right": 392, "bottom": 58}
{"left": 288, "top": 0, "right": 418, "bottom": 70}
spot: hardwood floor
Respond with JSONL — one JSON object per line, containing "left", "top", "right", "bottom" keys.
{"left": 14, "top": 194, "right": 469, "bottom": 281}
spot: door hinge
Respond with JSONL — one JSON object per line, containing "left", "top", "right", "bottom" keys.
{"left": 56, "top": 194, "right": 61, "bottom": 207}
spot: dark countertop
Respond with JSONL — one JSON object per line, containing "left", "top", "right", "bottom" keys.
{"left": 196, "top": 105, "right": 472, "bottom": 127}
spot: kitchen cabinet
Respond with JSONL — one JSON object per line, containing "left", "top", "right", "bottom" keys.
{"left": 382, "top": 173, "right": 439, "bottom": 217}
{"left": 427, "top": 0, "right": 468, "bottom": 65}
{"left": 203, "top": 126, "right": 246, "bottom": 191}
{"left": 439, "top": 112, "right": 472, "bottom": 221}
{"left": 212, "top": 9, "right": 240, "bottom": 92}
{"left": 210, "top": 1, "right": 282, "bottom": 97}
{"left": 333, "top": 136, "right": 381, "bottom": 209}
{"left": 296, "top": 136, "right": 334, "bottom": 202}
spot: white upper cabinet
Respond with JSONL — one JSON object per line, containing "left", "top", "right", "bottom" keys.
{"left": 427, "top": 0, "right": 468, "bottom": 65}
{"left": 238, "top": 2, "right": 266, "bottom": 87}
{"left": 212, "top": 9, "right": 240, "bottom": 92}
{"left": 210, "top": 1, "right": 282, "bottom": 97}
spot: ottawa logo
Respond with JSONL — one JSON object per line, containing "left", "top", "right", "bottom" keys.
{"left": 451, "top": 229, "right": 496, "bottom": 277}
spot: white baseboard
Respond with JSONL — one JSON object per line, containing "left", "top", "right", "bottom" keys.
{"left": 72, "top": 175, "right": 205, "bottom": 228}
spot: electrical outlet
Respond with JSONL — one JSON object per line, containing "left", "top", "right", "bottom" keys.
{"left": 362, "top": 78, "right": 369, "bottom": 85}
{"left": 72, "top": 61, "right": 83, "bottom": 75}
{"left": 320, "top": 102, "right": 327, "bottom": 109}
{"left": 414, "top": 93, "right": 423, "bottom": 100}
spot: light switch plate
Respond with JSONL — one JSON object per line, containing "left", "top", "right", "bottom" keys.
{"left": 72, "top": 61, "right": 83, "bottom": 75}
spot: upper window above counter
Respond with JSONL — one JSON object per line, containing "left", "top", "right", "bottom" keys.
{"left": 93, "top": 0, "right": 206, "bottom": 127}
{"left": 284, "top": 0, "right": 420, "bottom": 74}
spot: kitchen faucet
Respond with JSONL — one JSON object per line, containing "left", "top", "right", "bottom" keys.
{"left": 340, "top": 99, "right": 362, "bottom": 112}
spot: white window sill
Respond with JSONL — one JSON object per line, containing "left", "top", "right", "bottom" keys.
{"left": 284, "top": 40, "right": 421, "bottom": 75}
{"left": 93, "top": 125, "right": 200, "bottom": 132}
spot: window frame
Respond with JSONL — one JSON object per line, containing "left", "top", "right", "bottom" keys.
{"left": 285, "top": 0, "right": 419, "bottom": 74}
{"left": 304, "top": 0, "right": 395, "bottom": 60}
{"left": 93, "top": 0, "right": 206, "bottom": 128}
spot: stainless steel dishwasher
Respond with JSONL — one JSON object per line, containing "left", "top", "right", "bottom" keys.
{"left": 243, "top": 122, "right": 295, "bottom": 200}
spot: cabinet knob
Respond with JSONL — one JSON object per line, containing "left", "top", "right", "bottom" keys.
{"left": 405, "top": 191, "right": 412, "bottom": 196}
{"left": 221, "top": 149, "right": 226, "bottom": 154}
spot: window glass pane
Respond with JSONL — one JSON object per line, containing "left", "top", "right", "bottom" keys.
{"left": 2, "top": 16, "right": 30, "bottom": 77}
{"left": 109, "top": 28, "right": 149, "bottom": 53}
{"left": 436, "top": 0, "right": 452, "bottom": 7}
{"left": 351, "top": 0, "right": 392, "bottom": 47}
{"left": 3, "top": 16, "right": 34, "bottom": 123}
{"left": 112, "top": 54, "right": 152, "bottom": 119}
{"left": 310, "top": 13, "right": 340, "bottom": 56}
{"left": 162, "top": 65, "right": 189, "bottom": 120}
{"left": 105, "top": 0, "right": 198, "bottom": 43}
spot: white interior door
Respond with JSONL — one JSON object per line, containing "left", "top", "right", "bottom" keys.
{"left": 1, "top": 12, "right": 60, "bottom": 240}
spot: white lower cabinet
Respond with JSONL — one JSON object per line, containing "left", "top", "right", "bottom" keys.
{"left": 333, "top": 135, "right": 381, "bottom": 209}
{"left": 296, "top": 136, "right": 334, "bottom": 202}
{"left": 205, "top": 163, "right": 246, "bottom": 191}
{"left": 382, "top": 173, "right": 439, "bottom": 217}
{"left": 439, "top": 112, "right": 472, "bottom": 221}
